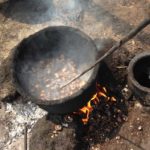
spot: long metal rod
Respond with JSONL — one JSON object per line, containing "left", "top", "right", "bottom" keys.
{"left": 61, "top": 18, "right": 150, "bottom": 88}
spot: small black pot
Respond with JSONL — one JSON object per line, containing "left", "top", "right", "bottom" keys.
{"left": 128, "top": 52, "right": 150, "bottom": 106}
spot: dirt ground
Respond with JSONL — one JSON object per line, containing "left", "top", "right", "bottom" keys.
{"left": 0, "top": 0, "right": 150, "bottom": 150}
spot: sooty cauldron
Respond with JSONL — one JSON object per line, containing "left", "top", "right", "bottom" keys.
{"left": 12, "top": 26, "right": 100, "bottom": 114}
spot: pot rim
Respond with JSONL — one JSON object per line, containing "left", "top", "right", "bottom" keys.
{"left": 128, "top": 51, "right": 150, "bottom": 93}
{"left": 11, "top": 26, "right": 100, "bottom": 106}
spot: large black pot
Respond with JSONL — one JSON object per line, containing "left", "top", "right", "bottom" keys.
{"left": 12, "top": 26, "right": 100, "bottom": 114}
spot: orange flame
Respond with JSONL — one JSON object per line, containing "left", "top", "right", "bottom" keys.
{"left": 75, "top": 83, "right": 116, "bottom": 125}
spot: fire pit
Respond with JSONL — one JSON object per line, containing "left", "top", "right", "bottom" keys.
{"left": 12, "top": 26, "right": 100, "bottom": 114}
{"left": 128, "top": 52, "right": 150, "bottom": 106}
{"left": 29, "top": 63, "right": 128, "bottom": 150}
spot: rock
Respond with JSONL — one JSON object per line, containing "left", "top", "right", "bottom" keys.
{"left": 62, "top": 123, "right": 69, "bottom": 128}
{"left": 55, "top": 125, "right": 62, "bottom": 131}
{"left": 134, "top": 102, "right": 142, "bottom": 109}
{"left": 116, "top": 136, "right": 120, "bottom": 140}
{"left": 121, "top": 85, "right": 132, "bottom": 100}
{"left": 64, "top": 115, "right": 73, "bottom": 123}
{"left": 138, "top": 126, "right": 142, "bottom": 131}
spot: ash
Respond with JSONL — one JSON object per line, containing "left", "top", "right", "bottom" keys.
{"left": 2, "top": 100, "right": 47, "bottom": 150}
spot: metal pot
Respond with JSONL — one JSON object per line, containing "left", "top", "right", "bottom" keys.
{"left": 12, "top": 26, "right": 100, "bottom": 114}
{"left": 128, "top": 52, "right": 150, "bottom": 106}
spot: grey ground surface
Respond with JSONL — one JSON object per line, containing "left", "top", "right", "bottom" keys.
{"left": 0, "top": 0, "right": 150, "bottom": 150}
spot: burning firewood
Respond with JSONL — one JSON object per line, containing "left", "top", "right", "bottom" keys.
{"left": 74, "top": 84, "right": 117, "bottom": 125}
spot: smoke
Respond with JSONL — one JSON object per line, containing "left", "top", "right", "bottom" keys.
{"left": 48, "top": 0, "right": 82, "bottom": 22}
{"left": 3, "top": 0, "right": 86, "bottom": 24}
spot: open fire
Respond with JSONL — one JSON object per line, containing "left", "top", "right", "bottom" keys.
{"left": 74, "top": 83, "right": 116, "bottom": 124}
